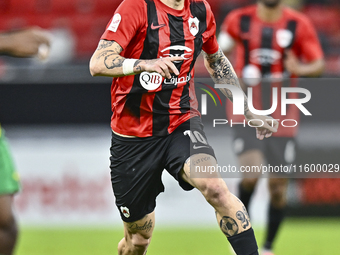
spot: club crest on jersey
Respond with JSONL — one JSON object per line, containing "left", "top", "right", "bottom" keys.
{"left": 108, "top": 13, "right": 121, "bottom": 32}
{"left": 120, "top": 206, "right": 130, "bottom": 218}
{"left": 189, "top": 17, "right": 199, "bottom": 36}
{"left": 276, "top": 29, "right": 293, "bottom": 48}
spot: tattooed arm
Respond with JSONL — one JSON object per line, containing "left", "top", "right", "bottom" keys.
{"left": 89, "top": 40, "right": 182, "bottom": 78}
{"left": 0, "top": 27, "right": 50, "bottom": 59}
{"left": 203, "top": 48, "right": 249, "bottom": 114}
{"left": 203, "top": 48, "right": 278, "bottom": 140}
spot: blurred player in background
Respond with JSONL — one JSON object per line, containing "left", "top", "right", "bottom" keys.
{"left": 89, "top": 0, "right": 279, "bottom": 254}
{"left": 218, "top": 0, "right": 324, "bottom": 254}
{"left": 0, "top": 27, "right": 50, "bottom": 255}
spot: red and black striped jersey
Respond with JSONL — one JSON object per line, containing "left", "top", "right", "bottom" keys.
{"left": 220, "top": 5, "right": 323, "bottom": 137}
{"left": 101, "top": 0, "right": 219, "bottom": 137}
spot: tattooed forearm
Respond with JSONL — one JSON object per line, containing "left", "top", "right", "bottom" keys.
{"left": 127, "top": 219, "right": 153, "bottom": 233}
{"left": 95, "top": 50, "right": 115, "bottom": 60}
{"left": 203, "top": 48, "right": 250, "bottom": 116}
{"left": 93, "top": 40, "right": 126, "bottom": 71}
{"left": 220, "top": 216, "right": 239, "bottom": 237}
{"left": 134, "top": 60, "right": 143, "bottom": 72}
{"left": 112, "top": 42, "right": 123, "bottom": 53}
{"left": 96, "top": 40, "right": 122, "bottom": 52}
{"left": 96, "top": 40, "right": 114, "bottom": 50}
{"left": 90, "top": 40, "right": 128, "bottom": 77}
{"left": 204, "top": 49, "right": 237, "bottom": 84}
{"left": 104, "top": 54, "right": 125, "bottom": 69}
{"left": 96, "top": 49, "right": 125, "bottom": 70}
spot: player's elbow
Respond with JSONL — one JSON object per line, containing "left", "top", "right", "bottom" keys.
{"left": 309, "top": 58, "right": 325, "bottom": 77}
{"left": 89, "top": 58, "right": 102, "bottom": 77}
{"left": 89, "top": 66, "right": 99, "bottom": 77}
{"left": 316, "top": 59, "right": 325, "bottom": 76}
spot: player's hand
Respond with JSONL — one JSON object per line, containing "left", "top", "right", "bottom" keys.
{"left": 284, "top": 50, "right": 302, "bottom": 76}
{"left": 142, "top": 57, "right": 183, "bottom": 79}
{"left": 245, "top": 114, "right": 278, "bottom": 140}
{"left": 1, "top": 27, "right": 51, "bottom": 59}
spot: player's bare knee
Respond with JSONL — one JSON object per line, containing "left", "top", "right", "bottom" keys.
{"left": 201, "top": 180, "right": 229, "bottom": 206}
{"left": 130, "top": 233, "right": 151, "bottom": 250}
{"left": 117, "top": 238, "right": 126, "bottom": 254}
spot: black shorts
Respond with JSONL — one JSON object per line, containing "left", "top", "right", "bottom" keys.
{"left": 110, "top": 117, "right": 215, "bottom": 222}
{"left": 232, "top": 125, "right": 296, "bottom": 166}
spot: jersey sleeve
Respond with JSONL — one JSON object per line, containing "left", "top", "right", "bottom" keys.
{"left": 295, "top": 16, "right": 324, "bottom": 62}
{"left": 220, "top": 10, "right": 240, "bottom": 41}
{"left": 100, "top": 0, "right": 146, "bottom": 50}
{"left": 201, "top": 1, "right": 219, "bottom": 54}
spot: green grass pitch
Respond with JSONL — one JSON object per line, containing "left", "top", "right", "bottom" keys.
{"left": 16, "top": 218, "right": 340, "bottom": 255}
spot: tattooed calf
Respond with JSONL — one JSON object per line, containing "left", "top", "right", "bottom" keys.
{"left": 236, "top": 207, "right": 250, "bottom": 229}
{"left": 220, "top": 216, "right": 239, "bottom": 237}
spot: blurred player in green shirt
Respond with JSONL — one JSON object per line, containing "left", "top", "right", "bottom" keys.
{"left": 0, "top": 27, "right": 50, "bottom": 255}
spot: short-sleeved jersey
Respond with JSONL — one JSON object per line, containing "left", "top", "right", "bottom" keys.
{"left": 101, "top": 0, "right": 219, "bottom": 137}
{"left": 220, "top": 5, "right": 323, "bottom": 137}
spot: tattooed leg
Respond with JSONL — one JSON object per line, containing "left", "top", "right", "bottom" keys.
{"left": 215, "top": 194, "right": 252, "bottom": 239}
{"left": 118, "top": 211, "right": 155, "bottom": 255}
{"left": 181, "top": 154, "right": 252, "bottom": 236}
{"left": 181, "top": 154, "right": 258, "bottom": 254}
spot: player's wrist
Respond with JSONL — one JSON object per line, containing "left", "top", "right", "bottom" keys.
{"left": 133, "top": 60, "right": 146, "bottom": 74}
{"left": 295, "top": 64, "right": 309, "bottom": 76}
{"left": 0, "top": 34, "right": 12, "bottom": 53}
{"left": 244, "top": 110, "right": 254, "bottom": 120}
{"left": 122, "top": 59, "right": 137, "bottom": 76}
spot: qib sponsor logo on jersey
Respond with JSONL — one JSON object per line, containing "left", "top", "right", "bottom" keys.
{"left": 250, "top": 48, "right": 282, "bottom": 65}
{"left": 139, "top": 45, "right": 194, "bottom": 90}
{"left": 140, "top": 72, "right": 191, "bottom": 89}
{"left": 140, "top": 72, "right": 163, "bottom": 90}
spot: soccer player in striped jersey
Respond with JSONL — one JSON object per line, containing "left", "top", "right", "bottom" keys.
{"left": 0, "top": 27, "right": 50, "bottom": 255}
{"left": 218, "top": 0, "right": 324, "bottom": 254}
{"left": 90, "top": 0, "right": 279, "bottom": 254}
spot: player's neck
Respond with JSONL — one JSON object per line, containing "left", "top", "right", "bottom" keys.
{"left": 257, "top": 2, "right": 283, "bottom": 23}
{"left": 160, "top": 0, "right": 185, "bottom": 10}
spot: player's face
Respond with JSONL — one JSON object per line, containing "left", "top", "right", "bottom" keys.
{"left": 259, "top": 0, "right": 281, "bottom": 8}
